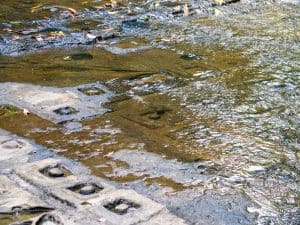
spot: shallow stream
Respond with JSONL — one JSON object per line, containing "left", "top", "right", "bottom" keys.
{"left": 0, "top": 1, "right": 299, "bottom": 224}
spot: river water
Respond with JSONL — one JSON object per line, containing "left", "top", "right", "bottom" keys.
{"left": 0, "top": 1, "right": 299, "bottom": 224}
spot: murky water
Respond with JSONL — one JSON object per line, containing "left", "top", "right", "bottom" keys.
{"left": 0, "top": 1, "right": 299, "bottom": 225}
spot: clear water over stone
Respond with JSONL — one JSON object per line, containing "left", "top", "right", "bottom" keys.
{"left": 0, "top": 1, "right": 299, "bottom": 225}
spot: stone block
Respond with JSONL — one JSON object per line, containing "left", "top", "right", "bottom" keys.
{"left": 0, "top": 82, "right": 114, "bottom": 123}
{"left": 15, "top": 158, "right": 78, "bottom": 189}
{"left": 0, "top": 135, "right": 35, "bottom": 165}
{"left": 86, "top": 189, "right": 165, "bottom": 225}
{"left": 50, "top": 178, "right": 115, "bottom": 207}
{"left": 27, "top": 211, "right": 77, "bottom": 225}
{"left": 0, "top": 175, "right": 48, "bottom": 209}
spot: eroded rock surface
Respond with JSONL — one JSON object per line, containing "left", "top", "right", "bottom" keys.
{"left": 0, "top": 82, "right": 114, "bottom": 123}
{"left": 0, "top": 130, "right": 186, "bottom": 225}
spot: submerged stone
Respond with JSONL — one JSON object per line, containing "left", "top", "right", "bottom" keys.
{"left": 48, "top": 168, "right": 64, "bottom": 177}
{"left": 141, "top": 106, "right": 170, "bottom": 119}
{"left": 1, "top": 139, "right": 24, "bottom": 149}
{"left": 67, "top": 183, "right": 103, "bottom": 195}
{"left": 121, "top": 18, "right": 148, "bottom": 29}
{"left": 180, "top": 54, "right": 202, "bottom": 60}
{"left": 148, "top": 113, "right": 161, "bottom": 120}
{"left": 53, "top": 107, "right": 78, "bottom": 116}
{"left": 79, "top": 185, "right": 96, "bottom": 195}
{"left": 155, "top": 106, "right": 169, "bottom": 115}
{"left": 246, "top": 165, "right": 265, "bottom": 174}
{"left": 0, "top": 83, "right": 112, "bottom": 123}
{"left": 78, "top": 87, "right": 105, "bottom": 96}
{"left": 104, "top": 199, "right": 140, "bottom": 215}
{"left": 115, "top": 203, "right": 129, "bottom": 211}
{"left": 272, "top": 82, "right": 287, "bottom": 89}
{"left": 70, "top": 53, "right": 93, "bottom": 61}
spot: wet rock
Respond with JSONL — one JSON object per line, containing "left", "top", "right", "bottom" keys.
{"left": 0, "top": 82, "right": 113, "bottom": 123}
{"left": 0, "top": 175, "right": 54, "bottom": 225}
{"left": 36, "top": 214, "right": 63, "bottom": 225}
{"left": 92, "top": 128, "right": 121, "bottom": 135}
{"left": 113, "top": 72, "right": 178, "bottom": 96}
{"left": 0, "top": 134, "right": 184, "bottom": 224}
{"left": 226, "top": 175, "right": 245, "bottom": 184}
{"left": 121, "top": 18, "right": 148, "bottom": 29}
{"left": 180, "top": 54, "right": 202, "bottom": 60}
{"left": 67, "top": 183, "right": 104, "bottom": 195}
{"left": 202, "top": 99, "right": 214, "bottom": 105}
{"left": 245, "top": 165, "right": 265, "bottom": 174}
{"left": 271, "top": 82, "right": 287, "bottom": 89}
{"left": 104, "top": 199, "right": 140, "bottom": 215}
{"left": 48, "top": 168, "right": 64, "bottom": 178}
{"left": 39, "top": 162, "right": 72, "bottom": 179}
{"left": 140, "top": 73, "right": 174, "bottom": 84}
{"left": 53, "top": 107, "right": 78, "bottom": 116}
{"left": 173, "top": 190, "right": 256, "bottom": 225}
{"left": 79, "top": 185, "right": 96, "bottom": 195}
{"left": 280, "top": 128, "right": 299, "bottom": 141}
{"left": 212, "top": 0, "right": 241, "bottom": 7}
{"left": 1, "top": 139, "right": 25, "bottom": 149}
{"left": 115, "top": 203, "right": 128, "bottom": 211}
{"left": 78, "top": 87, "right": 105, "bottom": 96}
{"left": 0, "top": 136, "right": 36, "bottom": 165}
{"left": 148, "top": 113, "right": 161, "bottom": 120}
{"left": 172, "top": 4, "right": 195, "bottom": 17}
{"left": 87, "top": 29, "right": 118, "bottom": 42}
{"left": 97, "top": 32, "right": 117, "bottom": 41}
{"left": 254, "top": 102, "right": 272, "bottom": 114}
{"left": 67, "top": 19, "right": 101, "bottom": 31}
{"left": 102, "top": 45, "right": 151, "bottom": 55}
{"left": 197, "top": 161, "right": 220, "bottom": 175}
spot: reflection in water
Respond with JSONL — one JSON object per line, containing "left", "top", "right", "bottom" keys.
{"left": 0, "top": 1, "right": 299, "bottom": 225}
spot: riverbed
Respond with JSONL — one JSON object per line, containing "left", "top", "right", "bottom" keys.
{"left": 0, "top": 1, "right": 299, "bottom": 224}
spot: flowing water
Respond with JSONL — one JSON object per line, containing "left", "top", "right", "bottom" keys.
{"left": 0, "top": 1, "right": 299, "bottom": 225}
